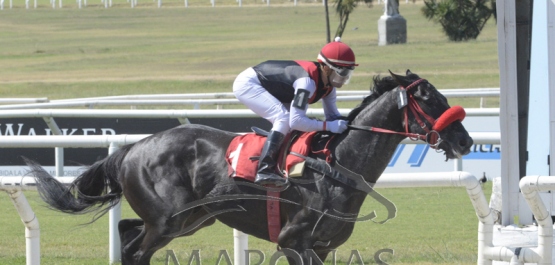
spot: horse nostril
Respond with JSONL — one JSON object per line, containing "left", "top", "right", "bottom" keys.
{"left": 460, "top": 137, "right": 473, "bottom": 148}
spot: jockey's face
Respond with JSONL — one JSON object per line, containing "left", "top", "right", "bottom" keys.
{"left": 323, "top": 64, "right": 353, "bottom": 88}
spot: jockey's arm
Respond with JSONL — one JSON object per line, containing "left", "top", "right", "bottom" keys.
{"left": 289, "top": 77, "right": 326, "bottom": 132}
{"left": 321, "top": 88, "right": 342, "bottom": 121}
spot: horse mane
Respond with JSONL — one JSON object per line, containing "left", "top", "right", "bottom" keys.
{"left": 346, "top": 75, "right": 398, "bottom": 122}
{"left": 346, "top": 71, "right": 421, "bottom": 122}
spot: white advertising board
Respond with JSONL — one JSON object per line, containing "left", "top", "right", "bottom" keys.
{"left": 0, "top": 116, "right": 501, "bottom": 179}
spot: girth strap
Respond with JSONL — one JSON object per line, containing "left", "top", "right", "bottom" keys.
{"left": 291, "top": 152, "right": 375, "bottom": 192}
{"left": 266, "top": 190, "right": 281, "bottom": 243}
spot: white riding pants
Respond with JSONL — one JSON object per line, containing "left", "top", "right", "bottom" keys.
{"left": 233, "top": 67, "right": 291, "bottom": 134}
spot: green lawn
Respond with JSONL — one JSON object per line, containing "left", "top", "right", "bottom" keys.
{"left": 0, "top": 2, "right": 500, "bottom": 108}
{"left": 0, "top": 183, "right": 492, "bottom": 264}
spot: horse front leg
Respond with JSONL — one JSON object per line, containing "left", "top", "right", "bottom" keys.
{"left": 278, "top": 224, "right": 331, "bottom": 264}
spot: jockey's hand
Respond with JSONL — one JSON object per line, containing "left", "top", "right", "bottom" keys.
{"left": 327, "top": 120, "right": 348, "bottom": 134}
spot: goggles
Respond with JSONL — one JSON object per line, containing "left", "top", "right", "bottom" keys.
{"left": 327, "top": 64, "right": 354, "bottom": 77}
{"left": 326, "top": 63, "right": 354, "bottom": 86}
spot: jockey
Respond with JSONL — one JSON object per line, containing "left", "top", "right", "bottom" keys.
{"left": 232, "top": 37, "right": 358, "bottom": 186}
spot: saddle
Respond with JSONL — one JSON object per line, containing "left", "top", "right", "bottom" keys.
{"left": 225, "top": 127, "right": 319, "bottom": 182}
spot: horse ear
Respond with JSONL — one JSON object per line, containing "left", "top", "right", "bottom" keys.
{"left": 406, "top": 69, "right": 413, "bottom": 76}
{"left": 388, "top": 70, "right": 411, "bottom": 87}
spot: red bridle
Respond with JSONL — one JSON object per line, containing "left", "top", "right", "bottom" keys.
{"left": 349, "top": 79, "right": 466, "bottom": 148}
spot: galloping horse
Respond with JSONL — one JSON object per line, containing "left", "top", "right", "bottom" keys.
{"left": 25, "top": 70, "right": 473, "bottom": 264}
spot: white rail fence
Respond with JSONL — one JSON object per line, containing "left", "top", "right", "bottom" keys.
{"left": 0, "top": 0, "right": 321, "bottom": 9}
{"left": 0, "top": 88, "right": 500, "bottom": 110}
{"left": 1, "top": 0, "right": 453, "bottom": 11}
{"left": 0, "top": 107, "right": 500, "bottom": 128}
{"left": 0, "top": 107, "right": 500, "bottom": 177}
{"left": 0, "top": 135, "right": 145, "bottom": 265}
{"left": 6, "top": 171, "right": 554, "bottom": 264}
{"left": 378, "top": 174, "right": 555, "bottom": 264}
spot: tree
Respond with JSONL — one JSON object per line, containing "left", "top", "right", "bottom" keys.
{"left": 325, "top": 0, "right": 332, "bottom": 42}
{"left": 332, "top": 0, "right": 373, "bottom": 39}
{"left": 422, "top": 0, "right": 494, "bottom": 41}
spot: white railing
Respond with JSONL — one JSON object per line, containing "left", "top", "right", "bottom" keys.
{"left": 0, "top": 107, "right": 500, "bottom": 119}
{"left": 0, "top": 0, "right": 480, "bottom": 10}
{"left": 0, "top": 88, "right": 500, "bottom": 110}
{"left": 0, "top": 135, "right": 143, "bottom": 265}
{"left": 47, "top": 88, "right": 500, "bottom": 101}
{"left": 0, "top": 98, "right": 48, "bottom": 105}
{"left": 0, "top": 132, "right": 499, "bottom": 146}
{"left": 0, "top": 107, "right": 499, "bottom": 176}
{"left": 377, "top": 173, "right": 555, "bottom": 264}
{"left": 1, "top": 177, "right": 75, "bottom": 265}
{"left": 2, "top": 171, "right": 491, "bottom": 265}
{"left": 9, "top": 170, "right": 553, "bottom": 264}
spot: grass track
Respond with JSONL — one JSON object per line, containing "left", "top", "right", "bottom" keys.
{"left": 0, "top": 183, "right": 492, "bottom": 264}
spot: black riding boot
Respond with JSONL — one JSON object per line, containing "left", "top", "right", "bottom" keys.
{"left": 254, "top": 130, "right": 287, "bottom": 186}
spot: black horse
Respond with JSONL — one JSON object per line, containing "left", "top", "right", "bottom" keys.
{"left": 25, "top": 70, "right": 473, "bottom": 265}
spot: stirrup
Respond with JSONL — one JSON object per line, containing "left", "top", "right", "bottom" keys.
{"left": 251, "top": 126, "right": 270, "bottom": 137}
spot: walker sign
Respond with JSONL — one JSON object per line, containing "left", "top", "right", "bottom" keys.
{"left": 0, "top": 117, "right": 267, "bottom": 176}
{"left": 0, "top": 116, "right": 500, "bottom": 179}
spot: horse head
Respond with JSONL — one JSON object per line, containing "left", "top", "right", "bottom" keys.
{"left": 388, "top": 69, "right": 473, "bottom": 159}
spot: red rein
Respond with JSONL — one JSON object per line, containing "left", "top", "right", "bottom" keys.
{"left": 317, "top": 79, "right": 467, "bottom": 163}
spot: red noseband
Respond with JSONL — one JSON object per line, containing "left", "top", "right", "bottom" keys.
{"left": 432, "top": 105, "right": 466, "bottom": 132}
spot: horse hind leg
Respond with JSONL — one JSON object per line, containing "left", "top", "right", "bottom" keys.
{"left": 127, "top": 208, "right": 213, "bottom": 265}
{"left": 132, "top": 223, "right": 176, "bottom": 265}
{"left": 118, "top": 197, "right": 189, "bottom": 264}
{"left": 119, "top": 219, "right": 145, "bottom": 265}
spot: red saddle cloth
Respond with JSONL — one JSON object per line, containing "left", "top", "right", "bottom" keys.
{"left": 225, "top": 131, "right": 317, "bottom": 181}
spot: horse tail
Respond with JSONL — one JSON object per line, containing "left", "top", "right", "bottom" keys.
{"left": 23, "top": 143, "right": 135, "bottom": 222}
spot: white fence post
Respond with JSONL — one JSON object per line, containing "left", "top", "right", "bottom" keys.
{"left": 453, "top": 159, "right": 462, "bottom": 171}
{"left": 108, "top": 142, "right": 122, "bottom": 264}
{"left": 233, "top": 229, "right": 248, "bottom": 265}
{"left": 6, "top": 189, "right": 40, "bottom": 265}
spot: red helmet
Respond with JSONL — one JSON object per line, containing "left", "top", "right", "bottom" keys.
{"left": 317, "top": 37, "right": 358, "bottom": 67}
